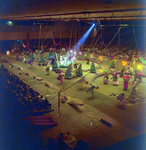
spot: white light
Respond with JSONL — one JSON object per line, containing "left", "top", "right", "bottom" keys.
{"left": 64, "top": 57, "right": 67, "bottom": 65}
{"left": 74, "top": 51, "right": 76, "bottom": 54}
{"left": 70, "top": 50, "right": 73, "bottom": 53}
{"left": 8, "top": 21, "right": 13, "bottom": 25}
{"left": 79, "top": 52, "right": 82, "bottom": 55}
{"left": 91, "top": 121, "right": 92, "bottom": 126}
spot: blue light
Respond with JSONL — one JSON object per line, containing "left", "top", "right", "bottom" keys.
{"left": 72, "top": 24, "right": 95, "bottom": 51}
{"left": 92, "top": 24, "right": 95, "bottom": 26}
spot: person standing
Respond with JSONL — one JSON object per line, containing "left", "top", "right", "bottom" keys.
{"left": 24, "top": 57, "right": 26, "bottom": 63}
{"left": 35, "top": 49, "right": 38, "bottom": 61}
{"left": 123, "top": 75, "right": 130, "bottom": 90}
{"left": 117, "top": 93, "right": 126, "bottom": 108}
{"left": 59, "top": 74, "right": 63, "bottom": 84}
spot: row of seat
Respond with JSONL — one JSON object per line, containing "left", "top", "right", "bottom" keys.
{"left": 0, "top": 64, "right": 52, "bottom": 112}
{"left": 0, "top": 64, "right": 46, "bottom": 150}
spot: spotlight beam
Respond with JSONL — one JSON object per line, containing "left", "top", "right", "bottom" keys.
{"left": 73, "top": 24, "right": 95, "bottom": 51}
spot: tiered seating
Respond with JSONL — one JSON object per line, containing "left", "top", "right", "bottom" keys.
{"left": 0, "top": 64, "right": 47, "bottom": 149}
{"left": 1, "top": 66, "right": 53, "bottom": 113}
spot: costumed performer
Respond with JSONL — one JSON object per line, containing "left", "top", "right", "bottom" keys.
{"left": 117, "top": 93, "right": 126, "bottom": 108}
{"left": 111, "top": 71, "right": 119, "bottom": 86}
{"left": 103, "top": 71, "right": 109, "bottom": 84}
{"left": 120, "top": 66, "right": 125, "bottom": 77}
{"left": 123, "top": 75, "right": 131, "bottom": 90}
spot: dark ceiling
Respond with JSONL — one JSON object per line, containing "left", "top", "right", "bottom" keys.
{"left": 0, "top": 0, "right": 146, "bottom": 21}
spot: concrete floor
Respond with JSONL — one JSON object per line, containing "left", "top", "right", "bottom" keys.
{"left": 1, "top": 53, "right": 146, "bottom": 150}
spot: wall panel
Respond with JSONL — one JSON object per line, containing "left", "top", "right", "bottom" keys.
{"left": 0, "top": 31, "right": 76, "bottom": 41}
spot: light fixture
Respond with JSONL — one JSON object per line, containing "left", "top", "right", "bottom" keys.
{"left": 8, "top": 21, "right": 13, "bottom": 25}
{"left": 6, "top": 51, "right": 10, "bottom": 55}
{"left": 70, "top": 50, "right": 73, "bottom": 53}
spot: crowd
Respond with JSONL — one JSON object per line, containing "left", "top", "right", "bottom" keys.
{"left": 0, "top": 63, "right": 89, "bottom": 150}
{"left": 1, "top": 66, "right": 52, "bottom": 112}
{"left": 0, "top": 64, "right": 52, "bottom": 150}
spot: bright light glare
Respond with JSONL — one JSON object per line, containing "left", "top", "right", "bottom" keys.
{"left": 8, "top": 21, "right": 13, "bottom": 25}
{"left": 137, "top": 65, "right": 143, "bottom": 70}
{"left": 70, "top": 50, "right": 73, "bottom": 53}
{"left": 72, "top": 24, "right": 95, "bottom": 51}
{"left": 79, "top": 52, "right": 82, "bottom": 55}
{"left": 122, "top": 61, "right": 126, "bottom": 66}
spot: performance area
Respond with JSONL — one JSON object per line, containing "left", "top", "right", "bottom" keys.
{"left": 0, "top": 1, "right": 146, "bottom": 149}
{"left": 0, "top": 48, "right": 146, "bottom": 150}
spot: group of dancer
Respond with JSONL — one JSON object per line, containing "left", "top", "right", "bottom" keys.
{"left": 13, "top": 49, "right": 144, "bottom": 108}
{"left": 109, "top": 69, "right": 142, "bottom": 108}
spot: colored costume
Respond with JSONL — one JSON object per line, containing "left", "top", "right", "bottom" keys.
{"left": 78, "top": 78, "right": 86, "bottom": 90}
{"left": 138, "top": 71, "right": 143, "bottom": 83}
{"left": 103, "top": 75, "right": 109, "bottom": 84}
{"left": 24, "top": 58, "right": 26, "bottom": 63}
{"left": 123, "top": 81, "right": 128, "bottom": 90}
{"left": 103, "top": 71, "right": 110, "bottom": 84}
{"left": 117, "top": 93, "right": 126, "bottom": 108}
{"left": 87, "top": 85, "right": 96, "bottom": 99}
{"left": 59, "top": 75, "right": 63, "bottom": 84}
{"left": 132, "top": 85, "right": 137, "bottom": 95}
{"left": 120, "top": 67, "right": 125, "bottom": 77}
{"left": 133, "top": 72, "right": 139, "bottom": 83}
{"left": 19, "top": 56, "right": 22, "bottom": 61}
{"left": 30, "top": 61, "right": 33, "bottom": 67}
{"left": 11, "top": 49, "right": 14, "bottom": 55}
{"left": 57, "top": 70, "right": 63, "bottom": 84}
{"left": 123, "top": 75, "right": 130, "bottom": 90}
{"left": 111, "top": 54, "right": 114, "bottom": 60}
{"left": 129, "top": 68, "right": 134, "bottom": 79}
{"left": 46, "top": 66, "right": 50, "bottom": 75}
{"left": 58, "top": 75, "right": 63, "bottom": 84}
{"left": 91, "top": 88, "right": 94, "bottom": 99}
{"left": 111, "top": 72, "right": 119, "bottom": 85}
{"left": 28, "top": 61, "right": 33, "bottom": 67}
{"left": 80, "top": 80, "right": 85, "bottom": 90}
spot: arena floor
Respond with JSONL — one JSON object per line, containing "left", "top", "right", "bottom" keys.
{"left": 1, "top": 52, "right": 146, "bottom": 150}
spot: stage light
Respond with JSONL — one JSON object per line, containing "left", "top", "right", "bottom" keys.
{"left": 122, "top": 61, "right": 126, "bottom": 66}
{"left": 137, "top": 65, "right": 143, "bottom": 70}
{"left": 8, "top": 21, "right": 13, "bottom": 25}
{"left": 70, "top": 50, "right": 73, "bottom": 53}
{"left": 6, "top": 51, "right": 10, "bottom": 55}
{"left": 92, "top": 23, "right": 95, "bottom": 26}
{"left": 99, "top": 56, "right": 102, "bottom": 59}
{"left": 72, "top": 24, "right": 95, "bottom": 51}
{"left": 79, "top": 52, "right": 82, "bottom": 55}
{"left": 99, "top": 69, "right": 103, "bottom": 72}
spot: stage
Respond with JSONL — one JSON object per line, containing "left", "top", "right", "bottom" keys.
{"left": 1, "top": 52, "right": 146, "bottom": 150}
